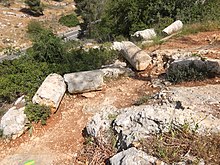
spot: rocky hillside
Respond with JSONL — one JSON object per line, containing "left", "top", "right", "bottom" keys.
{"left": 0, "top": 0, "right": 76, "bottom": 53}
{"left": 0, "top": 30, "right": 219, "bottom": 164}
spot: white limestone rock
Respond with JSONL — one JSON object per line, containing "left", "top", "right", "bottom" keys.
{"left": 162, "top": 20, "right": 183, "bottom": 35}
{"left": 32, "top": 73, "right": 66, "bottom": 113}
{"left": 109, "top": 147, "right": 166, "bottom": 165}
{"left": 64, "top": 70, "right": 104, "bottom": 94}
{"left": 132, "top": 28, "right": 156, "bottom": 40}
{"left": 0, "top": 106, "right": 28, "bottom": 138}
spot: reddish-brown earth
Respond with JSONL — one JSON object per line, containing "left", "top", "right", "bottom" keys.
{"left": 0, "top": 31, "right": 220, "bottom": 164}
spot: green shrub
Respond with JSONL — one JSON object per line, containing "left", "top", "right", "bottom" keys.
{"left": 59, "top": 14, "right": 79, "bottom": 27}
{"left": 25, "top": 0, "right": 43, "bottom": 16}
{"left": 65, "top": 47, "right": 119, "bottom": 72}
{"left": 77, "top": 0, "right": 220, "bottom": 41}
{"left": 0, "top": 55, "right": 62, "bottom": 103}
{"left": 0, "top": 47, "right": 119, "bottom": 104}
{"left": 166, "top": 62, "right": 210, "bottom": 83}
{"left": 27, "top": 20, "right": 45, "bottom": 38}
{"left": 25, "top": 103, "right": 51, "bottom": 125}
{"left": 0, "top": 24, "right": 119, "bottom": 105}
{"left": 0, "top": 58, "right": 41, "bottom": 103}
{"left": 26, "top": 21, "right": 66, "bottom": 63}
{"left": 30, "top": 33, "right": 65, "bottom": 63}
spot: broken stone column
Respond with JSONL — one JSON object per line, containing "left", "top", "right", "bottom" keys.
{"left": 114, "top": 41, "right": 151, "bottom": 71}
{"left": 64, "top": 70, "right": 104, "bottom": 94}
{"left": 162, "top": 20, "right": 183, "bottom": 35}
{"left": 32, "top": 73, "right": 66, "bottom": 113}
{"left": 132, "top": 28, "right": 156, "bottom": 40}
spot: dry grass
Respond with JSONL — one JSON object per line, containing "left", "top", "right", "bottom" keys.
{"left": 0, "top": 0, "right": 75, "bottom": 51}
{"left": 76, "top": 137, "right": 116, "bottom": 165}
{"left": 139, "top": 126, "right": 220, "bottom": 164}
{"left": 178, "top": 21, "right": 220, "bottom": 37}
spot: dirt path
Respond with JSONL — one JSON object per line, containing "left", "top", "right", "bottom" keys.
{"left": 0, "top": 77, "right": 155, "bottom": 164}
{"left": 0, "top": 31, "right": 220, "bottom": 164}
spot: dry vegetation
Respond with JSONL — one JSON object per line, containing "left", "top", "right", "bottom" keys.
{"left": 76, "top": 137, "right": 116, "bottom": 165}
{"left": 139, "top": 127, "right": 220, "bottom": 164}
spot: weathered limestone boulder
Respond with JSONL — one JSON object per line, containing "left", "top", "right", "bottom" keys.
{"left": 86, "top": 113, "right": 102, "bottom": 137}
{"left": 32, "top": 73, "right": 66, "bottom": 113}
{"left": 86, "top": 103, "right": 220, "bottom": 150}
{"left": 86, "top": 84, "right": 220, "bottom": 150}
{"left": 162, "top": 20, "right": 183, "bottom": 35}
{"left": 113, "top": 84, "right": 220, "bottom": 148}
{"left": 0, "top": 106, "right": 28, "bottom": 139}
{"left": 109, "top": 147, "right": 166, "bottom": 165}
{"left": 113, "top": 104, "right": 220, "bottom": 149}
{"left": 157, "top": 84, "right": 220, "bottom": 118}
{"left": 86, "top": 106, "right": 118, "bottom": 137}
{"left": 132, "top": 28, "right": 156, "bottom": 40}
{"left": 115, "top": 41, "right": 151, "bottom": 70}
{"left": 64, "top": 70, "right": 104, "bottom": 94}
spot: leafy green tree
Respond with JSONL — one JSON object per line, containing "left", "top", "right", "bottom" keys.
{"left": 75, "top": 0, "right": 108, "bottom": 37}
{"left": 76, "top": 0, "right": 220, "bottom": 41}
{"left": 27, "top": 21, "right": 65, "bottom": 63}
{"left": 25, "top": 0, "right": 43, "bottom": 16}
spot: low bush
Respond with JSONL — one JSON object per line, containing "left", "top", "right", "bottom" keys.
{"left": 25, "top": 103, "right": 51, "bottom": 125}
{"left": 0, "top": 23, "right": 119, "bottom": 105}
{"left": 0, "top": 48, "right": 119, "bottom": 104}
{"left": 30, "top": 31, "right": 65, "bottom": 63}
{"left": 166, "top": 62, "right": 210, "bottom": 83}
{"left": 27, "top": 20, "right": 45, "bottom": 38}
{"left": 65, "top": 47, "right": 119, "bottom": 72}
{"left": 0, "top": 56, "right": 55, "bottom": 103}
{"left": 59, "top": 13, "right": 79, "bottom": 27}
{"left": 25, "top": 0, "right": 43, "bottom": 16}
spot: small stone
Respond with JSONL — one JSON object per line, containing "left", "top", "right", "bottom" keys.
{"left": 81, "top": 92, "right": 96, "bottom": 98}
